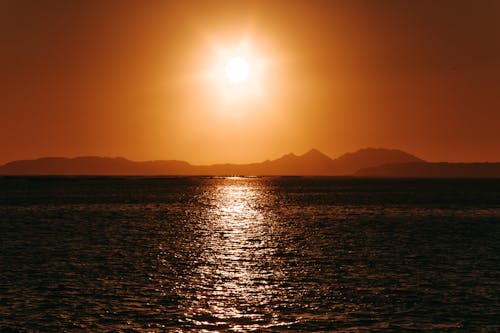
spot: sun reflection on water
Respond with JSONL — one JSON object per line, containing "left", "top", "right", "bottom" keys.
{"left": 175, "top": 178, "right": 295, "bottom": 331}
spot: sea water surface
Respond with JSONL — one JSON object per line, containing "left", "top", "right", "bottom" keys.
{"left": 0, "top": 177, "right": 499, "bottom": 332}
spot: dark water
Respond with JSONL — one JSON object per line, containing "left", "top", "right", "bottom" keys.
{"left": 0, "top": 177, "right": 499, "bottom": 332}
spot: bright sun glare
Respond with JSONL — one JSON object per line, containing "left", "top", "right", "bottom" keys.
{"left": 204, "top": 39, "right": 271, "bottom": 105}
{"left": 224, "top": 56, "right": 250, "bottom": 84}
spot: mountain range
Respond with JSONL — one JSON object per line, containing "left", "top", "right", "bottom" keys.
{"left": 0, "top": 148, "right": 421, "bottom": 176}
{"left": 1, "top": 148, "right": 499, "bottom": 177}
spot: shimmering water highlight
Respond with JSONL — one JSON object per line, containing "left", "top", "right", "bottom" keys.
{"left": 0, "top": 177, "right": 499, "bottom": 331}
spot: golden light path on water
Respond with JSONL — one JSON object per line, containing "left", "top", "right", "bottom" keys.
{"left": 177, "top": 178, "right": 297, "bottom": 331}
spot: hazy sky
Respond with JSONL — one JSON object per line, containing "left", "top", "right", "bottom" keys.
{"left": 1, "top": 0, "right": 500, "bottom": 164}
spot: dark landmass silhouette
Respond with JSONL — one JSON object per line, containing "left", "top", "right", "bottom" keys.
{"left": 356, "top": 162, "right": 500, "bottom": 178}
{"left": 4, "top": 148, "right": 500, "bottom": 177}
{"left": 0, "top": 157, "right": 191, "bottom": 176}
{"left": 0, "top": 148, "right": 424, "bottom": 176}
{"left": 325, "top": 148, "right": 423, "bottom": 175}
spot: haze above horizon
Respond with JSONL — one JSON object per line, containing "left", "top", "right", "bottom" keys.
{"left": 1, "top": 1, "right": 500, "bottom": 165}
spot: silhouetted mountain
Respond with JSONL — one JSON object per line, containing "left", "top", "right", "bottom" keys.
{"left": 198, "top": 148, "right": 425, "bottom": 175}
{"left": 356, "top": 162, "right": 500, "bottom": 178}
{"left": 0, "top": 148, "right": 425, "bottom": 176}
{"left": 0, "top": 157, "right": 190, "bottom": 175}
{"left": 331, "top": 148, "right": 424, "bottom": 174}
{"left": 253, "top": 149, "right": 335, "bottom": 175}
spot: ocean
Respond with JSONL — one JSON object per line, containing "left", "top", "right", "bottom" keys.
{"left": 0, "top": 176, "right": 499, "bottom": 332}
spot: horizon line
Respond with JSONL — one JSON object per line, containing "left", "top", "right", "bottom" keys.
{"left": 0, "top": 147, "right": 422, "bottom": 166}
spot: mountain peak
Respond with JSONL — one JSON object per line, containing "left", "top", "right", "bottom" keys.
{"left": 329, "top": 147, "right": 424, "bottom": 174}
{"left": 302, "top": 148, "right": 322, "bottom": 156}
{"left": 336, "top": 147, "right": 423, "bottom": 161}
{"left": 353, "top": 147, "right": 422, "bottom": 157}
{"left": 300, "top": 148, "right": 333, "bottom": 161}
{"left": 278, "top": 152, "right": 297, "bottom": 160}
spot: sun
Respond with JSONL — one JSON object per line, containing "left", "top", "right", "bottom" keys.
{"left": 224, "top": 56, "right": 250, "bottom": 84}
{"left": 202, "top": 39, "right": 271, "bottom": 105}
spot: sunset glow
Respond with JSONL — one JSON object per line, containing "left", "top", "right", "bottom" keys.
{"left": 2, "top": 2, "right": 500, "bottom": 332}
{"left": 1, "top": 1, "right": 500, "bottom": 165}
{"left": 202, "top": 39, "right": 271, "bottom": 108}
{"left": 225, "top": 56, "right": 250, "bottom": 84}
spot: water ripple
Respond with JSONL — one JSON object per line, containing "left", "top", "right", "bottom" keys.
{"left": 0, "top": 177, "right": 499, "bottom": 331}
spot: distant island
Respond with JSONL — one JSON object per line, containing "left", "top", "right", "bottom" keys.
{"left": 356, "top": 162, "right": 500, "bottom": 178}
{"left": 1, "top": 148, "right": 499, "bottom": 177}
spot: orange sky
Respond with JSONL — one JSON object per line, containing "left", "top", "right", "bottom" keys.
{"left": 1, "top": 0, "right": 500, "bottom": 164}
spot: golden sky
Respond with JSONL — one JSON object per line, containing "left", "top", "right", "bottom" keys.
{"left": 1, "top": 0, "right": 500, "bottom": 164}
